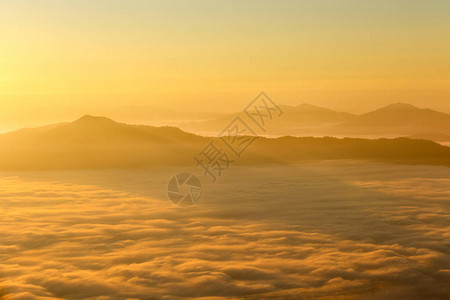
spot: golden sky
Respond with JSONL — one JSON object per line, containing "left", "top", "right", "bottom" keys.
{"left": 0, "top": 0, "right": 449, "bottom": 130}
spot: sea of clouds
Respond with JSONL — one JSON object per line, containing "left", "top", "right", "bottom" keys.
{"left": 0, "top": 162, "right": 449, "bottom": 299}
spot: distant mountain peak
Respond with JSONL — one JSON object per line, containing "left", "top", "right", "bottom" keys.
{"left": 73, "top": 115, "right": 118, "bottom": 125}
{"left": 297, "top": 103, "right": 328, "bottom": 110}
{"left": 298, "top": 103, "right": 320, "bottom": 108}
{"left": 379, "top": 103, "right": 419, "bottom": 111}
{"left": 292, "top": 103, "right": 340, "bottom": 114}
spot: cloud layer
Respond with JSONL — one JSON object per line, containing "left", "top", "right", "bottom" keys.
{"left": 0, "top": 162, "right": 449, "bottom": 299}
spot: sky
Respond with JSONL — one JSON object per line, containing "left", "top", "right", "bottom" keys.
{"left": 0, "top": 0, "right": 449, "bottom": 130}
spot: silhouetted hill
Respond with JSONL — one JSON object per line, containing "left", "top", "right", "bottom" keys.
{"left": 407, "top": 133, "right": 450, "bottom": 142}
{"left": 38, "top": 115, "right": 203, "bottom": 144}
{"left": 180, "top": 103, "right": 450, "bottom": 137}
{"left": 0, "top": 116, "right": 449, "bottom": 170}
{"left": 331, "top": 103, "right": 450, "bottom": 135}
{"left": 244, "top": 137, "right": 450, "bottom": 166}
{"left": 181, "top": 103, "right": 355, "bottom": 135}
{"left": 0, "top": 116, "right": 207, "bottom": 169}
{"left": 275, "top": 104, "right": 354, "bottom": 126}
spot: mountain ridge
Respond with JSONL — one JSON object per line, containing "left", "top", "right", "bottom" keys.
{"left": 333, "top": 103, "right": 450, "bottom": 135}
{"left": 180, "top": 102, "right": 450, "bottom": 136}
{"left": 0, "top": 115, "right": 449, "bottom": 170}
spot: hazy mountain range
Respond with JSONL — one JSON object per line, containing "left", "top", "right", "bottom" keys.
{"left": 180, "top": 103, "right": 450, "bottom": 139}
{"left": 0, "top": 114, "right": 449, "bottom": 170}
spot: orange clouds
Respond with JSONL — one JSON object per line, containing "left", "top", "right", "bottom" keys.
{"left": 0, "top": 162, "right": 449, "bottom": 298}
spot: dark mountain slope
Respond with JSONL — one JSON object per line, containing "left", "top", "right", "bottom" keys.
{"left": 0, "top": 116, "right": 448, "bottom": 170}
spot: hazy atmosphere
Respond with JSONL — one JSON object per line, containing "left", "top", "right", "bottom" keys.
{"left": 1, "top": 0, "right": 450, "bottom": 130}
{"left": 0, "top": 1, "right": 449, "bottom": 299}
